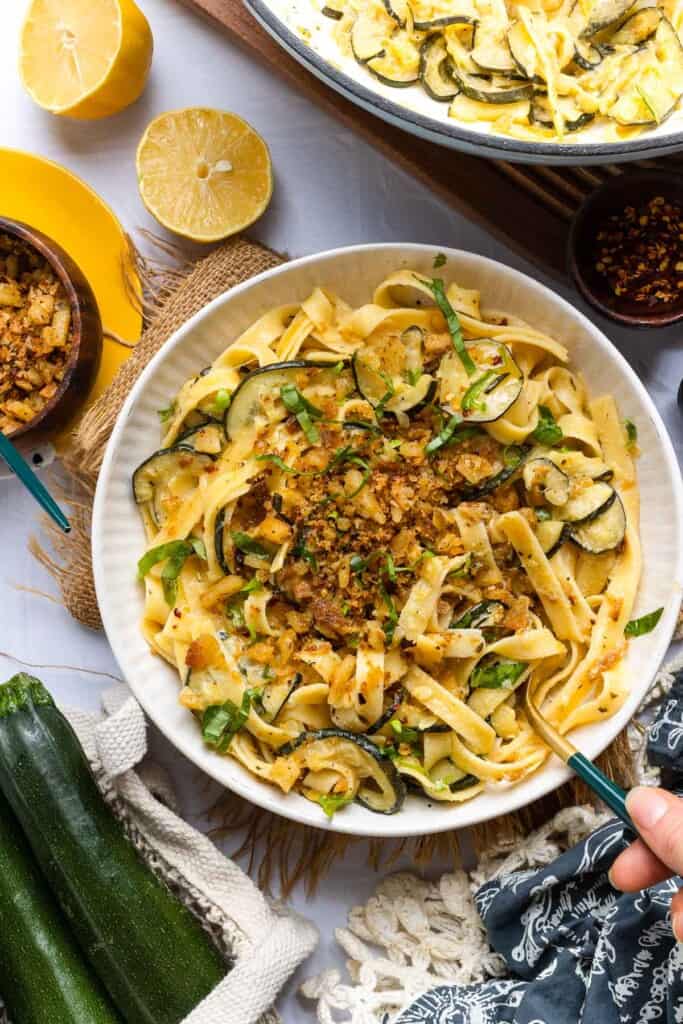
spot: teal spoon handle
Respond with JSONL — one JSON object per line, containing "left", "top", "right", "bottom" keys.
{"left": 569, "top": 751, "right": 635, "bottom": 832}
{"left": 0, "top": 433, "right": 70, "bottom": 534}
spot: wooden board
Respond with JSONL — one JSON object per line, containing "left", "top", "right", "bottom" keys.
{"left": 177, "top": 0, "right": 677, "bottom": 280}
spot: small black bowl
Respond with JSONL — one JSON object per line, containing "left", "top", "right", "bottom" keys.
{"left": 568, "top": 169, "right": 683, "bottom": 328}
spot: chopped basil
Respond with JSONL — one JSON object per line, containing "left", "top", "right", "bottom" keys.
{"left": 624, "top": 419, "right": 638, "bottom": 448}
{"left": 157, "top": 401, "right": 176, "bottom": 423}
{"left": 240, "top": 576, "right": 263, "bottom": 594}
{"left": 470, "top": 658, "right": 526, "bottom": 689}
{"left": 350, "top": 553, "right": 368, "bottom": 575}
{"left": 280, "top": 383, "right": 323, "bottom": 443}
{"left": 385, "top": 553, "right": 397, "bottom": 582}
{"left": 424, "top": 278, "right": 476, "bottom": 376}
{"left": 255, "top": 453, "right": 298, "bottom": 473}
{"left": 625, "top": 607, "right": 663, "bottom": 637}
{"left": 137, "top": 537, "right": 206, "bottom": 606}
{"left": 461, "top": 370, "right": 498, "bottom": 414}
{"left": 406, "top": 368, "right": 422, "bottom": 386}
{"left": 425, "top": 413, "right": 461, "bottom": 456}
{"left": 293, "top": 528, "right": 318, "bottom": 571}
{"left": 432, "top": 252, "right": 447, "bottom": 269}
{"left": 389, "top": 719, "right": 420, "bottom": 745}
{"left": 452, "top": 600, "right": 502, "bottom": 630}
{"left": 318, "top": 793, "right": 353, "bottom": 818}
{"left": 327, "top": 446, "right": 372, "bottom": 495}
{"left": 227, "top": 603, "right": 245, "bottom": 629}
{"left": 374, "top": 373, "right": 396, "bottom": 420}
{"left": 209, "top": 388, "right": 232, "bottom": 416}
{"left": 425, "top": 418, "right": 480, "bottom": 457}
{"left": 230, "top": 531, "right": 272, "bottom": 559}
{"left": 531, "top": 406, "right": 563, "bottom": 447}
{"left": 380, "top": 583, "right": 398, "bottom": 644}
{"left": 448, "top": 553, "right": 474, "bottom": 578}
{"left": 201, "top": 691, "right": 251, "bottom": 752}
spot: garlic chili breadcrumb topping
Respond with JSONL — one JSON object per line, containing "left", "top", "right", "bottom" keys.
{"left": 0, "top": 233, "right": 72, "bottom": 434}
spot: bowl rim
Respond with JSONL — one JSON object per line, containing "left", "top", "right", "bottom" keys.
{"left": 246, "top": 0, "right": 683, "bottom": 165}
{"left": 92, "top": 242, "right": 683, "bottom": 838}
{"left": 567, "top": 169, "right": 683, "bottom": 327}
{"left": 0, "top": 215, "right": 99, "bottom": 438}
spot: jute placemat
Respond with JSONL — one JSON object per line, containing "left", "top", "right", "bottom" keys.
{"left": 32, "top": 234, "right": 635, "bottom": 895}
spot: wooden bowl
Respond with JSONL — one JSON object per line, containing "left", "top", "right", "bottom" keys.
{"left": 567, "top": 170, "right": 683, "bottom": 328}
{"left": 0, "top": 216, "right": 103, "bottom": 438}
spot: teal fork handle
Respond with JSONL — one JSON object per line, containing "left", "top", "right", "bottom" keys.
{"left": 568, "top": 752, "right": 635, "bottom": 834}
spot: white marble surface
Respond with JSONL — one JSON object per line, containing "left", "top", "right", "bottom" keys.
{"left": 0, "top": 1, "right": 681, "bottom": 1020}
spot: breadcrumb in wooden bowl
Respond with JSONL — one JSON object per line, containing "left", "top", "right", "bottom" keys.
{"left": 0, "top": 216, "right": 102, "bottom": 439}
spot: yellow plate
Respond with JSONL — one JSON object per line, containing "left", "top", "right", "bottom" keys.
{"left": 0, "top": 147, "right": 142, "bottom": 450}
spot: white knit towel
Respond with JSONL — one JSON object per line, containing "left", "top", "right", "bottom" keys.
{"left": 66, "top": 685, "right": 319, "bottom": 1024}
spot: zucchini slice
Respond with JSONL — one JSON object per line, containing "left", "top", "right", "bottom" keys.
{"left": 535, "top": 519, "right": 568, "bottom": 558}
{"left": 508, "top": 20, "right": 541, "bottom": 80}
{"left": 555, "top": 481, "right": 615, "bottom": 524}
{"left": 530, "top": 95, "right": 595, "bottom": 132}
{"left": 352, "top": 327, "right": 437, "bottom": 417}
{"left": 176, "top": 421, "right": 225, "bottom": 455}
{"left": 522, "top": 458, "right": 571, "bottom": 506}
{"left": 382, "top": 0, "right": 410, "bottom": 27}
{"left": 367, "top": 50, "right": 420, "bottom": 86}
{"left": 214, "top": 506, "right": 231, "bottom": 575}
{"left": 569, "top": 492, "right": 626, "bottom": 553}
{"left": 413, "top": 13, "right": 476, "bottom": 29}
{"left": 278, "top": 729, "right": 406, "bottom": 814}
{"left": 454, "top": 70, "right": 534, "bottom": 103}
{"left": 420, "top": 34, "right": 460, "bottom": 100}
{"left": 452, "top": 599, "right": 506, "bottom": 629}
{"left": 579, "top": 0, "right": 634, "bottom": 37}
{"left": 461, "top": 443, "right": 529, "bottom": 499}
{"left": 573, "top": 39, "right": 604, "bottom": 69}
{"left": 438, "top": 339, "right": 523, "bottom": 423}
{"left": 609, "top": 20, "right": 683, "bottom": 126}
{"left": 351, "top": 10, "right": 389, "bottom": 61}
{"left": 225, "top": 360, "right": 335, "bottom": 440}
{"left": 471, "top": 33, "right": 519, "bottom": 75}
{"left": 610, "top": 7, "right": 660, "bottom": 45}
{"left": 132, "top": 446, "right": 215, "bottom": 526}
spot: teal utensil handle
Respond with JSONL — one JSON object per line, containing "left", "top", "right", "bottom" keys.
{"left": 0, "top": 434, "right": 70, "bottom": 534}
{"left": 569, "top": 751, "right": 634, "bottom": 832}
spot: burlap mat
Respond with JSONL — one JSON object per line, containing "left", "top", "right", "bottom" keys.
{"left": 32, "top": 234, "right": 635, "bottom": 895}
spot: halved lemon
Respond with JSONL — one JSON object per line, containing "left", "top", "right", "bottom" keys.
{"left": 19, "top": 0, "right": 153, "bottom": 119}
{"left": 136, "top": 108, "right": 274, "bottom": 243}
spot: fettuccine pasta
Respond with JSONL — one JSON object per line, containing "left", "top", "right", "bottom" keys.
{"left": 134, "top": 265, "right": 641, "bottom": 818}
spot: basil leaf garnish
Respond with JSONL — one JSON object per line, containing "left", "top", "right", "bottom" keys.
{"left": 470, "top": 658, "right": 526, "bottom": 689}
{"left": 625, "top": 607, "right": 663, "bottom": 637}
{"left": 531, "top": 405, "right": 563, "bottom": 446}
{"left": 201, "top": 691, "right": 251, "bottom": 752}
{"left": 424, "top": 277, "right": 476, "bottom": 376}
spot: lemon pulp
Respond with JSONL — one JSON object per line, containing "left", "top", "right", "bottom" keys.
{"left": 136, "top": 108, "right": 273, "bottom": 243}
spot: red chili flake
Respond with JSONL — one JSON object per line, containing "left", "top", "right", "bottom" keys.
{"left": 593, "top": 194, "right": 683, "bottom": 307}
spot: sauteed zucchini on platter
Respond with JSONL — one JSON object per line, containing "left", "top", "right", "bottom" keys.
{"left": 134, "top": 268, "right": 642, "bottom": 819}
{"left": 321, "top": 0, "right": 683, "bottom": 140}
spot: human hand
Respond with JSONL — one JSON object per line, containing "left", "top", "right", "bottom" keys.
{"left": 609, "top": 786, "right": 683, "bottom": 940}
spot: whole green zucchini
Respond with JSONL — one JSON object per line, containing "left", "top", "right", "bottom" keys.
{"left": 0, "top": 788, "right": 122, "bottom": 1024}
{"left": 0, "top": 675, "right": 226, "bottom": 1024}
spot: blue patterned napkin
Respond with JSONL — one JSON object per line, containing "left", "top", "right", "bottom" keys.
{"left": 396, "top": 668, "right": 683, "bottom": 1024}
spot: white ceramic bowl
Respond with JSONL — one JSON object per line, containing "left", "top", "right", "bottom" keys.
{"left": 93, "top": 244, "right": 683, "bottom": 838}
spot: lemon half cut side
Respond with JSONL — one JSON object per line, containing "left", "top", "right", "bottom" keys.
{"left": 136, "top": 108, "right": 274, "bottom": 243}
{"left": 20, "top": 0, "right": 153, "bottom": 119}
